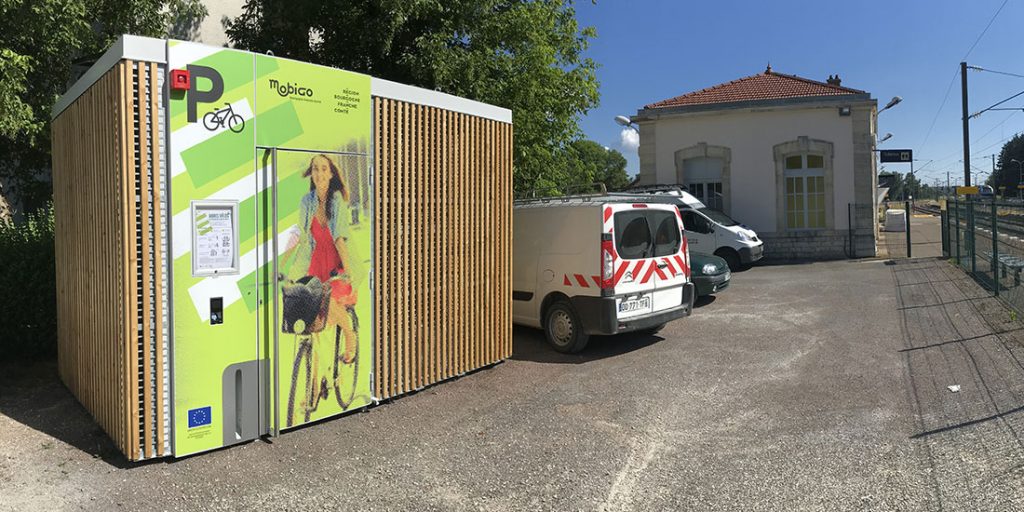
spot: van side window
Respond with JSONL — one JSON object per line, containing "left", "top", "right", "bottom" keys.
{"left": 681, "top": 210, "right": 709, "bottom": 234}
{"left": 615, "top": 212, "right": 651, "bottom": 259}
{"left": 652, "top": 212, "right": 681, "bottom": 257}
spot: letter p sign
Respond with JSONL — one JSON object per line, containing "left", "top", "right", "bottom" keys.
{"left": 185, "top": 65, "right": 224, "bottom": 123}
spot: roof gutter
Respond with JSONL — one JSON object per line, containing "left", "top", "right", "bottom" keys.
{"left": 633, "top": 93, "right": 874, "bottom": 123}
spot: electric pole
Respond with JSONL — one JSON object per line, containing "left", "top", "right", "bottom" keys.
{"left": 961, "top": 61, "right": 971, "bottom": 187}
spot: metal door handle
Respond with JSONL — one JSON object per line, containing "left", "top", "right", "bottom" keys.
{"left": 658, "top": 262, "right": 668, "bottom": 269}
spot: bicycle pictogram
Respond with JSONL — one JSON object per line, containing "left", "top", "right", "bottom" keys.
{"left": 202, "top": 102, "right": 245, "bottom": 133}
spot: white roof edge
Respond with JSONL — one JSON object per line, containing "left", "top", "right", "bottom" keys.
{"left": 371, "top": 77, "right": 512, "bottom": 124}
{"left": 51, "top": 35, "right": 167, "bottom": 119}
{"left": 52, "top": 36, "right": 513, "bottom": 123}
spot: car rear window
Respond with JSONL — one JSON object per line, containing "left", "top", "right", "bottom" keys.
{"left": 651, "top": 211, "right": 681, "bottom": 257}
{"left": 615, "top": 211, "right": 651, "bottom": 260}
{"left": 614, "top": 209, "right": 681, "bottom": 259}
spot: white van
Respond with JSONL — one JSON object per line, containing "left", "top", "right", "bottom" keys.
{"left": 613, "top": 186, "right": 763, "bottom": 270}
{"left": 513, "top": 196, "right": 696, "bottom": 353}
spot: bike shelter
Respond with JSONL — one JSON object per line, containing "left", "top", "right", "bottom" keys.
{"left": 51, "top": 36, "right": 513, "bottom": 461}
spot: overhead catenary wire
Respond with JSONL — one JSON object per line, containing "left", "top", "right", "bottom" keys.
{"left": 918, "top": 111, "right": 1020, "bottom": 172}
{"left": 962, "top": 0, "right": 1010, "bottom": 60}
{"left": 917, "top": 0, "right": 1010, "bottom": 156}
{"left": 968, "top": 65, "right": 1024, "bottom": 79}
{"left": 919, "top": 68, "right": 960, "bottom": 150}
{"left": 970, "top": 89, "right": 1024, "bottom": 118}
{"left": 972, "top": 131, "right": 1023, "bottom": 157}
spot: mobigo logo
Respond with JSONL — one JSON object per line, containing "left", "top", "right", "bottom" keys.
{"left": 269, "top": 79, "right": 314, "bottom": 98}
{"left": 185, "top": 64, "right": 244, "bottom": 133}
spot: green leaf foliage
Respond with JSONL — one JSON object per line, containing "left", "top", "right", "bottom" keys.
{"left": 567, "top": 139, "right": 630, "bottom": 192}
{"left": 0, "top": 204, "right": 55, "bottom": 359}
{"left": 985, "top": 134, "right": 1024, "bottom": 196}
{"left": 0, "top": 0, "right": 207, "bottom": 215}
{"left": 226, "top": 0, "right": 601, "bottom": 195}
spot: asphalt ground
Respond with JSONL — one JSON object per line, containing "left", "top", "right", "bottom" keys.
{"left": 4, "top": 235, "right": 1024, "bottom": 509}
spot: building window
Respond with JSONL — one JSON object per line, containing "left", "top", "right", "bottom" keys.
{"left": 784, "top": 154, "right": 826, "bottom": 229}
{"left": 681, "top": 156, "right": 724, "bottom": 210}
{"left": 688, "top": 182, "right": 723, "bottom": 210}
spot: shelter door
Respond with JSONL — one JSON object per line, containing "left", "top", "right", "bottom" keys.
{"left": 256, "top": 147, "right": 373, "bottom": 437}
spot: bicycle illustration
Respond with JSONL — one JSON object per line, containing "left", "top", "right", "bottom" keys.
{"left": 281, "top": 274, "right": 360, "bottom": 428}
{"left": 202, "top": 103, "right": 245, "bottom": 133}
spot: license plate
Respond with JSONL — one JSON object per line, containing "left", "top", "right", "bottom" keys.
{"left": 619, "top": 296, "right": 651, "bottom": 313}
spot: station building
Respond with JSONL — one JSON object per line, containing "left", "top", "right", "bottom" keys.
{"left": 632, "top": 66, "right": 879, "bottom": 259}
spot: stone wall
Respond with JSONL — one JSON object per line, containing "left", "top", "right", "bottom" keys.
{"left": 760, "top": 229, "right": 877, "bottom": 260}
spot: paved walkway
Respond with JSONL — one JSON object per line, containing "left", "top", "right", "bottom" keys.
{"left": 893, "top": 257, "right": 1024, "bottom": 509}
{"left": 882, "top": 213, "right": 944, "bottom": 259}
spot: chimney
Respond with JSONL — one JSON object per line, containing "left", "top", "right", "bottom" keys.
{"left": 827, "top": 74, "right": 842, "bottom": 86}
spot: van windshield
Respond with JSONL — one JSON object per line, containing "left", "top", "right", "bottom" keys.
{"left": 697, "top": 207, "right": 739, "bottom": 227}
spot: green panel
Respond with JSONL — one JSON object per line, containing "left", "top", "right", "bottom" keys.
{"left": 255, "top": 102, "right": 304, "bottom": 149}
{"left": 170, "top": 43, "right": 374, "bottom": 456}
{"left": 182, "top": 130, "right": 256, "bottom": 188}
{"left": 169, "top": 43, "right": 259, "bottom": 457}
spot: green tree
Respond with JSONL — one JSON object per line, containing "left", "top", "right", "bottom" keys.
{"left": 566, "top": 140, "right": 629, "bottom": 191}
{"left": 986, "top": 133, "right": 1024, "bottom": 196}
{"left": 226, "top": 0, "right": 600, "bottom": 194}
{"left": 0, "top": 0, "right": 206, "bottom": 218}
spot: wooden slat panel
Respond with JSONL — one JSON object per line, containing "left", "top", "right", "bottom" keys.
{"left": 149, "top": 61, "right": 165, "bottom": 457}
{"left": 400, "top": 101, "right": 410, "bottom": 394}
{"left": 54, "top": 61, "right": 127, "bottom": 456}
{"left": 369, "top": 98, "right": 512, "bottom": 401}
{"left": 387, "top": 99, "right": 396, "bottom": 398}
{"left": 138, "top": 63, "right": 153, "bottom": 460}
{"left": 54, "top": 60, "right": 168, "bottom": 461}
{"left": 413, "top": 102, "right": 420, "bottom": 390}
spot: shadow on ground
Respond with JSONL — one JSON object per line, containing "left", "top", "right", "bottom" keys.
{"left": 0, "top": 361, "right": 136, "bottom": 467}
{"left": 511, "top": 294, "right": 722, "bottom": 364}
{"left": 511, "top": 325, "right": 664, "bottom": 364}
{"left": 892, "top": 257, "right": 1024, "bottom": 507}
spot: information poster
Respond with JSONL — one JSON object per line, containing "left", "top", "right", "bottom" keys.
{"left": 192, "top": 202, "right": 239, "bottom": 276}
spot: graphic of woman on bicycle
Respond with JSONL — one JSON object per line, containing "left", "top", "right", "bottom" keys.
{"left": 282, "top": 154, "right": 360, "bottom": 415}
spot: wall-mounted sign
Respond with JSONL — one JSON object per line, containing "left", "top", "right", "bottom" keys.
{"left": 880, "top": 149, "right": 913, "bottom": 163}
{"left": 191, "top": 201, "right": 239, "bottom": 276}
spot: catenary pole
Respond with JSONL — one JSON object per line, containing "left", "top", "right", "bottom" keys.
{"left": 962, "top": 61, "right": 972, "bottom": 187}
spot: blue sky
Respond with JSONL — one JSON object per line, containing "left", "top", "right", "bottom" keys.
{"left": 574, "top": 0, "right": 1024, "bottom": 186}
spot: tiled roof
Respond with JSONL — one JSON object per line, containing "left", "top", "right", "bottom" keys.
{"left": 644, "top": 68, "right": 867, "bottom": 109}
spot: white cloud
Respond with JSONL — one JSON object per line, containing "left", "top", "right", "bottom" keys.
{"left": 620, "top": 128, "right": 640, "bottom": 152}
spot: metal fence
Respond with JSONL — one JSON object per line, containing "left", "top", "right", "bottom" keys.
{"left": 941, "top": 197, "right": 1024, "bottom": 311}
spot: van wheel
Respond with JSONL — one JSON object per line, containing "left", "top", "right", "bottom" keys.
{"left": 544, "top": 301, "right": 590, "bottom": 353}
{"left": 715, "top": 248, "right": 742, "bottom": 271}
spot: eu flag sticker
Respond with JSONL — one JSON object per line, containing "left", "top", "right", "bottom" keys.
{"left": 187, "top": 406, "right": 212, "bottom": 428}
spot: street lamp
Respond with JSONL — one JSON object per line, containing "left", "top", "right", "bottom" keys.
{"left": 877, "top": 132, "right": 892, "bottom": 144}
{"left": 614, "top": 115, "right": 638, "bottom": 132}
{"left": 878, "top": 96, "right": 902, "bottom": 114}
{"left": 1012, "top": 158, "right": 1023, "bottom": 199}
